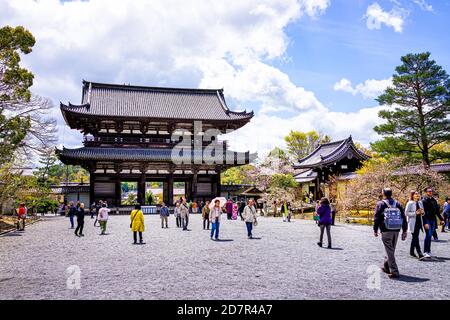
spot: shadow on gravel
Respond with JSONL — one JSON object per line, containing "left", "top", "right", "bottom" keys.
{"left": 249, "top": 237, "right": 262, "bottom": 240}
{"left": 3, "top": 233, "right": 22, "bottom": 237}
{"left": 421, "top": 257, "right": 448, "bottom": 262}
{"left": 215, "top": 239, "right": 234, "bottom": 242}
{"left": 432, "top": 240, "right": 448, "bottom": 243}
{"left": 327, "top": 247, "right": 343, "bottom": 250}
{"left": 395, "top": 275, "right": 430, "bottom": 283}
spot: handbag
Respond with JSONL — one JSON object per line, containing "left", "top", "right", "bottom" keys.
{"left": 130, "top": 210, "right": 138, "bottom": 228}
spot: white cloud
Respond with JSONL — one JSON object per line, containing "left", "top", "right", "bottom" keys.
{"left": 365, "top": 2, "right": 407, "bottom": 33}
{"left": 334, "top": 77, "right": 392, "bottom": 99}
{"left": 413, "top": 0, "right": 433, "bottom": 12}
{"left": 0, "top": 0, "right": 386, "bottom": 160}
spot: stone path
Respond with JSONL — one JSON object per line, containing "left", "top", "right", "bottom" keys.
{"left": 0, "top": 214, "right": 449, "bottom": 299}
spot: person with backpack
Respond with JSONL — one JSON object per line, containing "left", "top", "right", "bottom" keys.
{"left": 210, "top": 199, "right": 222, "bottom": 240}
{"left": 174, "top": 202, "right": 182, "bottom": 228}
{"left": 405, "top": 191, "right": 425, "bottom": 260}
{"left": 16, "top": 203, "right": 27, "bottom": 231}
{"left": 242, "top": 199, "right": 257, "bottom": 239}
{"left": 421, "top": 187, "right": 444, "bottom": 258}
{"left": 94, "top": 201, "right": 102, "bottom": 227}
{"left": 160, "top": 202, "right": 169, "bottom": 228}
{"left": 130, "top": 204, "right": 145, "bottom": 244}
{"left": 75, "top": 203, "right": 85, "bottom": 237}
{"left": 68, "top": 201, "right": 76, "bottom": 229}
{"left": 374, "top": 188, "right": 408, "bottom": 279}
{"left": 202, "top": 201, "right": 210, "bottom": 230}
{"left": 316, "top": 197, "right": 333, "bottom": 248}
{"left": 97, "top": 202, "right": 109, "bottom": 235}
{"left": 180, "top": 199, "right": 189, "bottom": 231}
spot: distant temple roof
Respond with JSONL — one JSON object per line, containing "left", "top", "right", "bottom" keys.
{"left": 293, "top": 136, "right": 370, "bottom": 170}
{"left": 61, "top": 80, "right": 254, "bottom": 123}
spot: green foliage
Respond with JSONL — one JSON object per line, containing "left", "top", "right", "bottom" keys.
{"left": 34, "top": 163, "right": 89, "bottom": 185}
{"left": 284, "top": 130, "right": 331, "bottom": 160}
{"left": 269, "top": 173, "right": 298, "bottom": 189}
{"left": 0, "top": 113, "right": 30, "bottom": 163}
{"left": 221, "top": 165, "right": 255, "bottom": 185}
{"left": 145, "top": 191, "right": 154, "bottom": 205}
{"left": 0, "top": 25, "right": 35, "bottom": 102}
{"left": 372, "top": 52, "right": 450, "bottom": 165}
{"left": 122, "top": 192, "right": 138, "bottom": 205}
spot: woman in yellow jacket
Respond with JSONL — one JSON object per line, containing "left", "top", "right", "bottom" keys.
{"left": 130, "top": 204, "right": 145, "bottom": 244}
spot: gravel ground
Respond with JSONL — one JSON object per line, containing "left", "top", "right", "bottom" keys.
{"left": 0, "top": 214, "right": 449, "bottom": 300}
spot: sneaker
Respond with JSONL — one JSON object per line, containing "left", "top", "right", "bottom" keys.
{"left": 388, "top": 273, "right": 400, "bottom": 279}
{"left": 423, "top": 252, "right": 431, "bottom": 258}
{"left": 317, "top": 242, "right": 322, "bottom": 247}
{"left": 418, "top": 255, "right": 426, "bottom": 261}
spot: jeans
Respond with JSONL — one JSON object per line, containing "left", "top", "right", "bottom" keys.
{"left": 75, "top": 221, "right": 84, "bottom": 235}
{"left": 410, "top": 224, "right": 423, "bottom": 257}
{"left": 182, "top": 216, "right": 189, "bottom": 230}
{"left": 319, "top": 224, "right": 331, "bottom": 246}
{"left": 176, "top": 216, "right": 181, "bottom": 228}
{"left": 203, "top": 215, "right": 210, "bottom": 230}
{"left": 69, "top": 215, "right": 74, "bottom": 228}
{"left": 245, "top": 222, "right": 253, "bottom": 238}
{"left": 133, "top": 231, "right": 143, "bottom": 243}
{"left": 381, "top": 231, "right": 400, "bottom": 276}
{"left": 211, "top": 221, "right": 220, "bottom": 239}
{"left": 424, "top": 218, "right": 436, "bottom": 254}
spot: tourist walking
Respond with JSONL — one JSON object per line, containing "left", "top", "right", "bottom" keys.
{"left": 330, "top": 200, "right": 337, "bottom": 225}
{"left": 180, "top": 199, "right": 189, "bottom": 230}
{"left": 422, "top": 187, "right": 444, "bottom": 257}
{"left": 75, "top": 203, "right": 85, "bottom": 237}
{"left": 316, "top": 197, "right": 332, "bottom": 248}
{"left": 90, "top": 202, "right": 96, "bottom": 219}
{"left": 160, "top": 202, "right": 169, "bottom": 228}
{"left": 238, "top": 201, "right": 245, "bottom": 221}
{"left": 443, "top": 197, "right": 450, "bottom": 231}
{"left": 202, "top": 201, "right": 210, "bottom": 230}
{"left": 226, "top": 198, "right": 233, "bottom": 220}
{"left": 97, "top": 203, "right": 109, "bottom": 235}
{"left": 174, "top": 202, "right": 182, "bottom": 228}
{"left": 405, "top": 191, "right": 425, "bottom": 260}
{"left": 68, "top": 201, "right": 76, "bottom": 229}
{"left": 210, "top": 199, "right": 222, "bottom": 240}
{"left": 232, "top": 202, "right": 238, "bottom": 220}
{"left": 94, "top": 200, "right": 102, "bottom": 227}
{"left": 130, "top": 204, "right": 145, "bottom": 244}
{"left": 272, "top": 200, "right": 278, "bottom": 217}
{"left": 243, "top": 199, "right": 257, "bottom": 239}
{"left": 16, "top": 203, "right": 27, "bottom": 231}
{"left": 374, "top": 188, "right": 408, "bottom": 279}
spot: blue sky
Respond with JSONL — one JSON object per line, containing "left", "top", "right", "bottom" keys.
{"left": 1, "top": 0, "right": 449, "bottom": 156}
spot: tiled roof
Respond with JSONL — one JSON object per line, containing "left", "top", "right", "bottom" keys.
{"left": 56, "top": 147, "right": 256, "bottom": 164}
{"left": 293, "top": 136, "right": 370, "bottom": 169}
{"left": 294, "top": 169, "right": 317, "bottom": 183}
{"left": 61, "top": 80, "right": 253, "bottom": 121}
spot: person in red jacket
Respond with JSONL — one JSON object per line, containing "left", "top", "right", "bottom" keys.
{"left": 16, "top": 203, "right": 27, "bottom": 231}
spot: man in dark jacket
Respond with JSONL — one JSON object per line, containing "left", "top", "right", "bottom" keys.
{"left": 68, "top": 201, "right": 77, "bottom": 229}
{"left": 421, "top": 187, "right": 444, "bottom": 257}
{"left": 374, "top": 188, "right": 408, "bottom": 279}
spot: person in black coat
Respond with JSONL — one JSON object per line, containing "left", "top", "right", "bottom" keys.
{"left": 421, "top": 187, "right": 444, "bottom": 256}
{"left": 75, "top": 203, "right": 85, "bottom": 237}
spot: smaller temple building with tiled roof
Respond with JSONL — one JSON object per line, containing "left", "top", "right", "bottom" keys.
{"left": 293, "top": 136, "right": 370, "bottom": 201}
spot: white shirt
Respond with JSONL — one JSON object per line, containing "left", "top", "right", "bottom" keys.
{"left": 98, "top": 207, "right": 109, "bottom": 221}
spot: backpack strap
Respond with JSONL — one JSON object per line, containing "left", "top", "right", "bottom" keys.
{"left": 382, "top": 199, "right": 396, "bottom": 208}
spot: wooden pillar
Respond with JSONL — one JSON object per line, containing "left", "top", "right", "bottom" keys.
{"left": 186, "top": 178, "right": 192, "bottom": 201}
{"left": 168, "top": 173, "right": 174, "bottom": 206}
{"left": 115, "top": 179, "right": 121, "bottom": 207}
{"left": 89, "top": 170, "right": 95, "bottom": 206}
{"left": 192, "top": 167, "right": 198, "bottom": 200}
{"left": 137, "top": 173, "right": 146, "bottom": 205}
{"left": 215, "top": 166, "right": 222, "bottom": 197}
